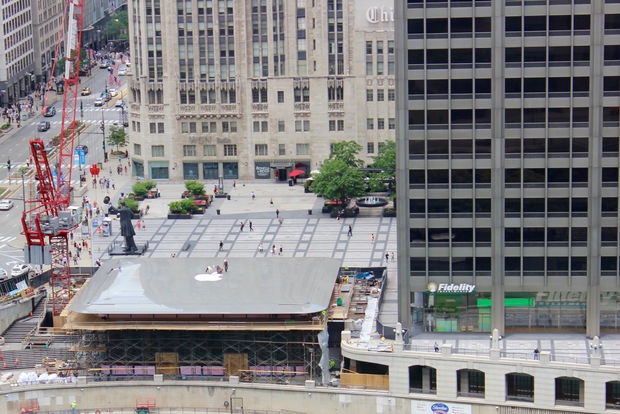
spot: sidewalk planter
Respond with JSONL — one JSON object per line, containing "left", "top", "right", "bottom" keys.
{"left": 167, "top": 213, "right": 192, "bottom": 219}
{"left": 382, "top": 207, "right": 396, "bottom": 217}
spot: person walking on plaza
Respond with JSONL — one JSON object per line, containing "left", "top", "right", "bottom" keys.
{"left": 276, "top": 208, "right": 280, "bottom": 218}
{"left": 258, "top": 242, "right": 264, "bottom": 253}
{"left": 240, "top": 222, "right": 245, "bottom": 232}
{"left": 371, "top": 233, "right": 375, "bottom": 242}
{"left": 272, "top": 244, "right": 276, "bottom": 255}
{"left": 279, "top": 245, "right": 283, "bottom": 256}
{"left": 219, "top": 241, "right": 224, "bottom": 251}
{"left": 251, "top": 191, "right": 255, "bottom": 200}
{"left": 385, "top": 252, "right": 390, "bottom": 263}
{"left": 348, "top": 225, "right": 353, "bottom": 237}
{"left": 249, "top": 220, "right": 254, "bottom": 231}
{"left": 224, "top": 259, "right": 229, "bottom": 272}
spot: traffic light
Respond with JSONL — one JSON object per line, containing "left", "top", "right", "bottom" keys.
{"left": 100, "top": 122, "right": 105, "bottom": 131}
{"left": 6, "top": 159, "right": 10, "bottom": 171}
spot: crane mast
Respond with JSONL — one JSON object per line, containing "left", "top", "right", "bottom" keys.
{"left": 21, "top": 0, "right": 85, "bottom": 318}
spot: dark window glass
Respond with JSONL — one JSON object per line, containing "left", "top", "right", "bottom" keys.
{"left": 547, "top": 257, "right": 568, "bottom": 271}
{"left": 408, "top": 19, "right": 424, "bottom": 34}
{"left": 475, "top": 17, "right": 491, "bottom": 33}
{"left": 452, "top": 109, "right": 472, "bottom": 124}
{"left": 427, "top": 18, "right": 448, "bottom": 34}
{"left": 475, "top": 139, "right": 491, "bottom": 154}
{"left": 505, "top": 16, "right": 521, "bottom": 32}
{"left": 410, "top": 228, "right": 426, "bottom": 242}
{"left": 505, "top": 48, "right": 522, "bottom": 62}
{"left": 605, "top": 45, "right": 620, "bottom": 61}
{"left": 524, "top": 16, "right": 546, "bottom": 31}
{"left": 573, "top": 77, "right": 589, "bottom": 92}
{"left": 572, "top": 168, "right": 588, "bottom": 183}
{"left": 602, "top": 197, "right": 618, "bottom": 213}
{"left": 523, "top": 257, "right": 544, "bottom": 271}
{"left": 573, "top": 46, "right": 590, "bottom": 61}
{"left": 548, "top": 77, "right": 571, "bottom": 93}
{"left": 602, "top": 167, "right": 619, "bottom": 183}
{"left": 451, "top": 79, "right": 472, "bottom": 94}
{"left": 476, "top": 198, "right": 491, "bottom": 213}
{"left": 505, "top": 109, "right": 521, "bottom": 123}
{"left": 475, "top": 110, "right": 491, "bottom": 124}
{"left": 601, "top": 227, "right": 617, "bottom": 242}
{"left": 572, "top": 108, "right": 589, "bottom": 123}
{"left": 410, "top": 170, "right": 425, "bottom": 185}
{"left": 603, "top": 137, "right": 619, "bottom": 152}
{"left": 475, "top": 48, "right": 491, "bottom": 63}
{"left": 428, "top": 169, "right": 449, "bottom": 183}
{"left": 427, "top": 49, "right": 449, "bottom": 64}
{"left": 451, "top": 17, "right": 472, "bottom": 33}
{"left": 427, "top": 79, "right": 449, "bottom": 94}
{"left": 505, "top": 228, "right": 521, "bottom": 242}
{"left": 525, "top": 47, "right": 547, "bottom": 62}
{"left": 451, "top": 140, "right": 472, "bottom": 154}
{"left": 601, "top": 257, "right": 617, "bottom": 271}
{"left": 409, "top": 80, "right": 425, "bottom": 95}
{"left": 427, "top": 140, "right": 449, "bottom": 154}
{"left": 548, "top": 46, "right": 571, "bottom": 62}
{"left": 572, "top": 138, "right": 588, "bottom": 153}
{"left": 523, "top": 169, "right": 545, "bottom": 183}
{"left": 524, "top": 139, "right": 545, "bottom": 153}
{"left": 524, "top": 108, "right": 545, "bottom": 123}
{"left": 409, "top": 110, "right": 424, "bottom": 125}
{"left": 409, "top": 140, "right": 425, "bottom": 155}
{"left": 451, "top": 49, "right": 473, "bottom": 63}
{"left": 548, "top": 168, "right": 569, "bottom": 183}
{"left": 505, "top": 139, "right": 521, "bottom": 153}
{"left": 408, "top": 49, "right": 424, "bottom": 64}
{"left": 571, "top": 257, "right": 587, "bottom": 272}
{"left": 604, "top": 107, "right": 620, "bottom": 123}
{"left": 505, "top": 169, "right": 521, "bottom": 183}
{"left": 547, "top": 227, "right": 569, "bottom": 242}
{"left": 428, "top": 199, "right": 449, "bottom": 213}
{"left": 452, "top": 169, "right": 472, "bottom": 184}
{"left": 476, "top": 257, "right": 491, "bottom": 271}
{"left": 549, "top": 15, "right": 571, "bottom": 31}
{"left": 604, "top": 76, "right": 620, "bottom": 92}
{"left": 523, "top": 198, "right": 545, "bottom": 212}
{"left": 452, "top": 199, "right": 473, "bottom": 213}
{"left": 548, "top": 138, "right": 570, "bottom": 153}
{"left": 572, "top": 228, "right": 587, "bottom": 242}
{"left": 548, "top": 198, "right": 569, "bottom": 212}
{"left": 524, "top": 77, "right": 546, "bottom": 92}
{"left": 572, "top": 198, "right": 588, "bottom": 212}
{"left": 548, "top": 108, "right": 570, "bottom": 123}
{"left": 505, "top": 78, "right": 521, "bottom": 93}
{"left": 476, "top": 228, "right": 491, "bottom": 242}
{"left": 605, "top": 14, "right": 620, "bottom": 29}
{"left": 574, "top": 14, "right": 590, "bottom": 30}
{"left": 505, "top": 257, "right": 521, "bottom": 271}
{"left": 410, "top": 199, "right": 426, "bottom": 214}
{"left": 475, "top": 79, "right": 491, "bottom": 93}
{"left": 427, "top": 110, "right": 449, "bottom": 124}
{"left": 505, "top": 199, "right": 521, "bottom": 213}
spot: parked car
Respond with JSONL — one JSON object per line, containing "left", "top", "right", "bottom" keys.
{"left": 0, "top": 200, "right": 14, "bottom": 210}
{"left": 75, "top": 144, "right": 88, "bottom": 154}
{"left": 94, "top": 98, "right": 104, "bottom": 107}
{"left": 11, "top": 264, "right": 32, "bottom": 277}
{"left": 115, "top": 99, "right": 125, "bottom": 108}
{"left": 81, "top": 87, "right": 91, "bottom": 96}
{"left": 37, "top": 121, "right": 51, "bottom": 132}
{"left": 118, "top": 67, "right": 128, "bottom": 76}
{"left": 0, "top": 268, "right": 8, "bottom": 281}
{"left": 42, "top": 106, "right": 56, "bottom": 117}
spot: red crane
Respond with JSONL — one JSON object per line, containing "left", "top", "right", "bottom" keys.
{"left": 21, "top": 0, "right": 84, "bottom": 317}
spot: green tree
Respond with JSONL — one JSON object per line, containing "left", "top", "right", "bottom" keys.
{"left": 367, "top": 140, "right": 396, "bottom": 192}
{"left": 311, "top": 159, "right": 366, "bottom": 204}
{"left": 185, "top": 180, "right": 205, "bottom": 196}
{"left": 107, "top": 126, "right": 127, "bottom": 152}
{"left": 329, "top": 141, "right": 364, "bottom": 168}
{"left": 105, "top": 11, "right": 129, "bottom": 42}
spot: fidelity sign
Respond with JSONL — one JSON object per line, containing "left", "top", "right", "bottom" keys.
{"left": 427, "top": 282, "right": 476, "bottom": 294}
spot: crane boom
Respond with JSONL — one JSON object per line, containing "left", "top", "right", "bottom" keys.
{"left": 21, "top": 0, "right": 85, "bottom": 317}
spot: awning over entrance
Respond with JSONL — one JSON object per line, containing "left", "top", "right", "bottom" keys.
{"left": 270, "top": 162, "right": 293, "bottom": 169}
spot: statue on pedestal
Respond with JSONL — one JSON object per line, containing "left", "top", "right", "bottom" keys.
{"left": 119, "top": 202, "right": 138, "bottom": 253}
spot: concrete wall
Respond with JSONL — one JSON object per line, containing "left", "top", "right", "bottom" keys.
{"left": 0, "top": 379, "right": 531, "bottom": 414}
{"left": 0, "top": 297, "right": 36, "bottom": 336}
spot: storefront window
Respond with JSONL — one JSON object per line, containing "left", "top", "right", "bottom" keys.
{"left": 504, "top": 291, "right": 586, "bottom": 331}
{"left": 203, "top": 162, "right": 219, "bottom": 180}
{"left": 223, "top": 162, "right": 238, "bottom": 179}
{"left": 255, "top": 162, "right": 271, "bottom": 179}
{"left": 423, "top": 289, "right": 491, "bottom": 333}
{"left": 149, "top": 161, "right": 169, "bottom": 180}
{"left": 133, "top": 161, "right": 144, "bottom": 178}
{"left": 183, "top": 163, "right": 199, "bottom": 180}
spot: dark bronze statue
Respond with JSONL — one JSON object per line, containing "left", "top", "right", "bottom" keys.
{"left": 119, "top": 202, "right": 138, "bottom": 253}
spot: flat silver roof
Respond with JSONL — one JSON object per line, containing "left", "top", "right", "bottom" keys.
{"left": 70, "top": 257, "right": 341, "bottom": 315}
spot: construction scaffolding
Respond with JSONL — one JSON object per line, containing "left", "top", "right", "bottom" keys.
{"left": 75, "top": 330, "right": 322, "bottom": 384}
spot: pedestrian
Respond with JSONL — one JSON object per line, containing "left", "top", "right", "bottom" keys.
{"left": 278, "top": 217, "right": 283, "bottom": 225}
{"left": 258, "top": 242, "right": 264, "bottom": 252}
{"left": 385, "top": 252, "right": 390, "bottom": 263}
{"left": 136, "top": 220, "right": 141, "bottom": 230}
{"left": 219, "top": 241, "right": 224, "bottom": 251}
{"left": 141, "top": 220, "right": 145, "bottom": 230}
{"left": 71, "top": 401, "right": 77, "bottom": 414}
{"left": 270, "top": 198, "right": 273, "bottom": 205}
{"left": 276, "top": 209, "right": 279, "bottom": 218}
{"left": 249, "top": 220, "right": 254, "bottom": 231}
{"left": 391, "top": 252, "right": 395, "bottom": 262}
{"left": 371, "top": 233, "right": 375, "bottom": 242}
{"left": 251, "top": 191, "right": 255, "bottom": 200}
{"left": 279, "top": 245, "right": 283, "bottom": 256}
{"left": 434, "top": 342, "right": 439, "bottom": 353}
{"left": 224, "top": 259, "right": 229, "bottom": 272}
{"left": 272, "top": 244, "right": 276, "bottom": 255}
{"left": 240, "top": 222, "right": 244, "bottom": 232}
{"left": 233, "top": 180, "right": 236, "bottom": 188}
{"left": 348, "top": 225, "right": 352, "bottom": 237}
{"left": 534, "top": 348, "right": 540, "bottom": 360}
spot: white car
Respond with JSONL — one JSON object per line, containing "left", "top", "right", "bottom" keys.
{"left": 108, "top": 88, "right": 118, "bottom": 97}
{"left": 11, "top": 264, "right": 32, "bottom": 277}
{"left": 0, "top": 200, "right": 14, "bottom": 210}
{"left": 118, "top": 67, "right": 128, "bottom": 76}
{"left": 0, "top": 268, "right": 8, "bottom": 281}
{"left": 115, "top": 100, "right": 125, "bottom": 108}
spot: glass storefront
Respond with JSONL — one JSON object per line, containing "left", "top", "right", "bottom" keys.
{"left": 504, "top": 291, "right": 586, "bottom": 331}
{"left": 203, "top": 162, "right": 219, "bottom": 180}
{"left": 422, "top": 289, "right": 491, "bottom": 333}
{"left": 255, "top": 162, "right": 271, "bottom": 179}
{"left": 149, "top": 161, "right": 169, "bottom": 180}
{"left": 183, "top": 163, "right": 199, "bottom": 180}
{"left": 600, "top": 291, "right": 619, "bottom": 331}
{"left": 132, "top": 160, "right": 144, "bottom": 178}
{"left": 222, "top": 162, "right": 238, "bottom": 179}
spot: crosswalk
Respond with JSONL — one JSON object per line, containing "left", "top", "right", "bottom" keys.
{"left": 0, "top": 236, "right": 16, "bottom": 244}
{"left": 0, "top": 177, "right": 80, "bottom": 185}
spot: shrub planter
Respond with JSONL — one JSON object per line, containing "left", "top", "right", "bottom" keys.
{"left": 382, "top": 207, "right": 396, "bottom": 217}
{"left": 191, "top": 207, "right": 205, "bottom": 215}
{"left": 215, "top": 193, "right": 228, "bottom": 199}
{"left": 167, "top": 213, "right": 192, "bottom": 220}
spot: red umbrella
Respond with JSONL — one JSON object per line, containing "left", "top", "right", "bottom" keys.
{"left": 289, "top": 169, "right": 306, "bottom": 178}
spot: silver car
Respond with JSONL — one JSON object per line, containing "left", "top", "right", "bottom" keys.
{"left": 0, "top": 268, "right": 7, "bottom": 281}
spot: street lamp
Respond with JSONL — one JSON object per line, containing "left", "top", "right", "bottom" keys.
{"left": 101, "top": 108, "right": 107, "bottom": 162}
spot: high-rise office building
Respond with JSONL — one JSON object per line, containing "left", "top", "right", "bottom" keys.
{"left": 395, "top": 0, "right": 620, "bottom": 337}
{"left": 125, "top": 0, "right": 395, "bottom": 181}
